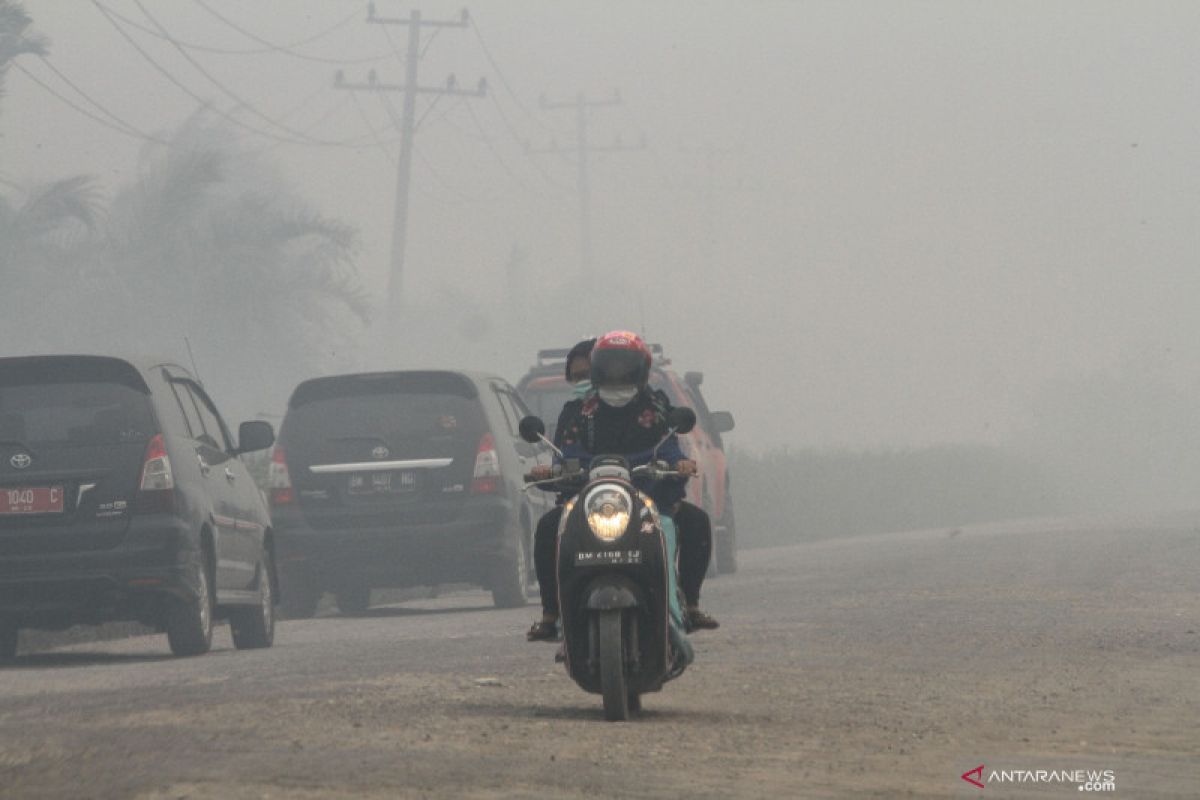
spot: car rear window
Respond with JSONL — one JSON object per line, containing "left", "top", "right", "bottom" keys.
{"left": 285, "top": 372, "right": 484, "bottom": 442}
{"left": 0, "top": 359, "right": 156, "bottom": 446}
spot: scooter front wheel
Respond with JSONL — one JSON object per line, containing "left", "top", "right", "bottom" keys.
{"left": 599, "top": 609, "right": 630, "bottom": 721}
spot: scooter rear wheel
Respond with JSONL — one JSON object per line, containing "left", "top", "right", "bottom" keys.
{"left": 599, "top": 610, "right": 630, "bottom": 721}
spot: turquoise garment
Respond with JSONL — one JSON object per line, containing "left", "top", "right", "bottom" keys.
{"left": 659, "top": 514, "right": 694, "bottom": 669}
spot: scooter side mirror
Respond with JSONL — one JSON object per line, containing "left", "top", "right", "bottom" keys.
{"left": 519, "top": 415, "right": 546, "bottom": 444}
{"left": 667, "top": 407, "right": 696, "bottom": 434}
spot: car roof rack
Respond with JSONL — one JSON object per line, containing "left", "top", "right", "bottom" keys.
{"left": 535, "top": 348, "right": 572, "bottom": 366}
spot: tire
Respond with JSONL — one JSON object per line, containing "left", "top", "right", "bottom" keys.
{"left": 715, "top": 499, "right": 738, "bottom": 575}
{"left": 0, "top": 620, "right": 18, "bottom": 661}
{"left": 335, "top": 584, "right": 371, "bottom": 616}
{"left": 166, "top": 556, "right": 214, "bottom": 657}
{"left": 627, "top": 689, "right": 642, "bottom": 714}
{"left": 491, "top": 523, "right": 529, "bottom": 609}
{"left": 230, "top": 550, "right": 276, "bottom": 650}
{"left": 599, "top": 610, "right": 630, "bottom": 722}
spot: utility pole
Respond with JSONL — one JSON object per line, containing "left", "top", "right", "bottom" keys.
{"left": 335, "top": 5, "right": 486, "bottom": 317}
{"left": 528, "top": 91, "right": 645, "bottom": 275}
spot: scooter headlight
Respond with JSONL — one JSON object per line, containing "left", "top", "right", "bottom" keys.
{"left": 585, "top": 484, "right": 632, "bottom": 542}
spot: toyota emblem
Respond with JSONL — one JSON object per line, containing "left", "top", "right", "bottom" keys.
{"left": 371, "top": 446, "right": 390, "bottom": 460}
{"left": 10, "top": 453, "right": 32, "bottom": 470}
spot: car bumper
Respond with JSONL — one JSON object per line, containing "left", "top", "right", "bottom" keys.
{"left": 273, "top": 496, "right": 516, "bottom": 587}
{"left": 0, "top": 516, "right": 197, "bottom": 627}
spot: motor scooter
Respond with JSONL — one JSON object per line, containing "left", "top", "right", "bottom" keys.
{"left": 519, "top": 407, "right": 697, "bottom": 721}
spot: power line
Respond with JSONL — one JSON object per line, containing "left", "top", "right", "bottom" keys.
{"left": 348, "top": 90, "right": 398, "bottom": 166}
{"left": 251, "top": 92, "right": 355, "bottom": 156}
{"left": 102, "top": 3, "right": 390, "bottom": 65}
{"left": 92, "top": 0, "right": 325, "bottom": 147}
{"left": 131, "top": 0, "right": 350, "bottom": 146}
{"left": 484, "top": 91, "right": 573, "bottom": 193}
{"left": 375, "top": 91, "right": 474, "bottom": 202}
{"left": 414, "top": 93, "right": 447, "bottom": 133}
{"left": 95, "top": 1, "right": 384, "bottom": 149}
{"left": 462, "top": 98, "right": 547, "bottom": 199}
{"left": 191, "top": 0, "right": 386, "bottom": 64}
{"left": 10, "top": 60, "right": 170, "bottom": 145}
{"left": 469, "top": 16, "right": 552, "bottom": 133}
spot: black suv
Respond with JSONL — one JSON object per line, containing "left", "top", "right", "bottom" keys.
{"left": 270, "top": 370, "right": 552, "bottom": 616}
{"left": 0, "top": 355, "right": 278, "bottom": 659}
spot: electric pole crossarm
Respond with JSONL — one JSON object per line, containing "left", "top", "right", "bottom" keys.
{"left": 335, "top": 78, "right": 487, "bottom": 97}
{"left": 367, "top": 6, "right": 469, "bottom": 27}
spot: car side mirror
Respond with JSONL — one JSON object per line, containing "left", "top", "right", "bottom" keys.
{"left": 518, "top": 415, "right": 546, "bottom": 444}
{"left": 236, "top": 420, "right": 275, "bottom": 454}
{"left": 709, "top": 411, "right": 735, "bottom": 434}
{"left": 667, "top": 407, "right": 696, "bottom": 434}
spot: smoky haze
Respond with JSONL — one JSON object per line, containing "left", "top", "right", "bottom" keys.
{"left": 3, "top": 1, "right": 1199, "bottom": 518}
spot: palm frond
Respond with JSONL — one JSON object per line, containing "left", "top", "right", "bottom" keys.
{"left": 15, "top": 175, "right": 99, "bottom": 238}
{"left": 0, "top": 1, "right": 47, "bottom": 64}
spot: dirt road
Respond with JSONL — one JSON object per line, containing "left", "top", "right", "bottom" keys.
{"left": 2, "top": 514, "right": 1198, "bottom": 798}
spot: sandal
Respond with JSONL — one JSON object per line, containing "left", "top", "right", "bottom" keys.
{"left": 686, "top": 608, "right": 720, "bottom": 631}
{"left": 526, "top": 619, "right": 559, "bottom": 641}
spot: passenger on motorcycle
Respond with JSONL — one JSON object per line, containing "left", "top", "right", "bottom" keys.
{"left": 526, "top": 331, "right": 719, "bottom": 641}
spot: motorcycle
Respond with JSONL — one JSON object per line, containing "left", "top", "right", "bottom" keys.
{"left": 518, "top": 407, "right": 697, "bottom": 721}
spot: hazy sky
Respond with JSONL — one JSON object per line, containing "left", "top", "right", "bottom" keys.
{"left": 4, "top": 1, "right": 1199, "bottom": 454}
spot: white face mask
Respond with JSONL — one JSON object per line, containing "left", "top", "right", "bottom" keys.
{"left": 598, "top": 385, "right": 638, "bottom": 407}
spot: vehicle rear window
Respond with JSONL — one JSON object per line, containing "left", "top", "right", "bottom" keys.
{"left": 0, "top": 382, "right": 155, "bottom": 446}
{"left": 285, "top": 373, "right": 484, "bottom": 442}
{"left": 290, "top": 371, "right": 478, "bottom": 408}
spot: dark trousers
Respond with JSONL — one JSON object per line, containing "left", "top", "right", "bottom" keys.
{"left": 674, "top": 500, "right": 713, "bottom": 608}
{"left": 533, "top": 506, "right": 564, "bottom": 616}
{"left": 533, "top": 500, "right": 713, "bottom": 615}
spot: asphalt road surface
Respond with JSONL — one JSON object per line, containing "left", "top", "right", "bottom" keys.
{"left": 2, "top": 513, "right": 1198, "bottom": 798}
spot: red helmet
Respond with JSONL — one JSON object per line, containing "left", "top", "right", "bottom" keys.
{"left": 590, "top": 330, "right": 651, "bottom": 388}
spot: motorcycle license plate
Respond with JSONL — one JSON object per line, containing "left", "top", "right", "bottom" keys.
{"left": 575, "top": 549, "right": 642, "bottom": 567}
{"left": 0, "top": 486, "right": 65, "bottom": 515}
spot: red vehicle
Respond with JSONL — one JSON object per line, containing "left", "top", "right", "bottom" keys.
{"left": 516, "top": 345, "right": 738, "bottom": 573}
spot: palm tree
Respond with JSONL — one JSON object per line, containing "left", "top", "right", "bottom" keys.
{"left": 96, "top": 112, "right": 371, "bottom": 419}
{"left": 0, "top": 177, "right": 100, "bottom": 354}
{"left": 0, "top": 0, "right": 46, "bottom": 107}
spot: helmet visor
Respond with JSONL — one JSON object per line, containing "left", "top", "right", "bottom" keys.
{"left": 590, "top": 349, "right": 646, "bottom": 387}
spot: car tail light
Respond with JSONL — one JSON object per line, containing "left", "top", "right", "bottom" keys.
{"left": 470, "top": 433, "right": 500, "bottom": 494}
{"left": 136, "top": 434, "right": 175, "bottom": 513}
{"left": 268, "top": 445, "right": 293, "bottom": 505}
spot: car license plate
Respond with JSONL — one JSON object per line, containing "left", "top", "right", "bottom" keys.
{"left": 348, "top": 471, "right": 417, "bottom": 495}
{"left": 575, "top": 549, "right": 642, "bottom": 567}
{"left": 0, "top": 486, "right": 65, "bottom": 515}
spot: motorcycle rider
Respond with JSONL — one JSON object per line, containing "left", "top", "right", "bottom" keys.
{"left": 526, "top": 338, "right": 595, "bottom": 641}
{"left": 526, "top": 331, "right": 719, "bottom": 641}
